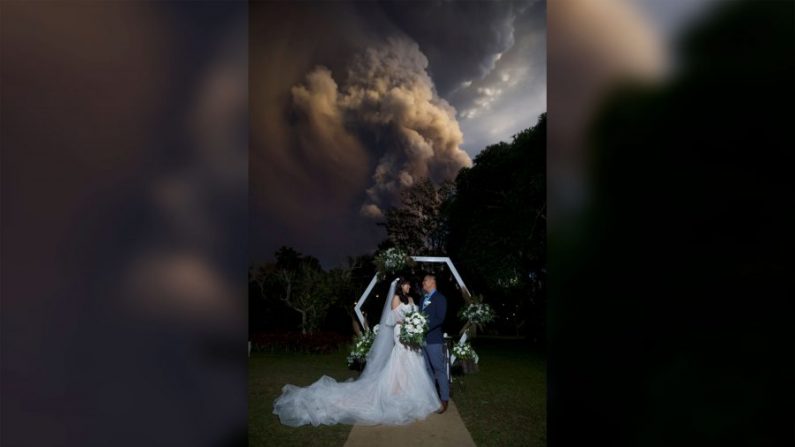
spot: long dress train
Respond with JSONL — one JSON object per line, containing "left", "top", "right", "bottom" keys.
{"left": 272, "top": 302, "right": 441, "bottom": 426}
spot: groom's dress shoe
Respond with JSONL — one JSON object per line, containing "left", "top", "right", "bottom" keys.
{"left": 436, "top": 401, "right": 448, "bottom": 414}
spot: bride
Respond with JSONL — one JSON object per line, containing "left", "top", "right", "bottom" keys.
{"left": 273, "top": 277, "right": 443, "bottom": 426}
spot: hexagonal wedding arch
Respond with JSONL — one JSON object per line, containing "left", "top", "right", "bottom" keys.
{"left": 354, "top": 256, "right": 475, "bottom": 364}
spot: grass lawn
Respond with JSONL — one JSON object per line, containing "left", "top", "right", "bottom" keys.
{"left": 249, "top": 339, "right": 546, "bottom": 447}
{"left": 452, "top": 337, "right": 547, "bottom": 447}
{"left": 249, "top": 348, "right": 354, "bottom": 447}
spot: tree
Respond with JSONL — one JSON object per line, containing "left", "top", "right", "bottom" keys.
{"left": 250, "top": 247, "right": 337, "bottom": 334}
{"left": 380, "top": 178, "right": 454, "bottom": 255}
{"left": 325, "top": 256, "right": 363, "bottom": 335}
{"left": 445, "top": 114, "right": 547, "bottom": 337}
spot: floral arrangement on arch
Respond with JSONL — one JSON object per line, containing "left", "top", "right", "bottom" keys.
{"left": 346, "top": 325, "right": 379, "bottom": 367}
{"left": 458, "top": 300, "right": 496, "bottom": 327}
{"left": 373, "top": 247, "right": 415, "bottom": 279}
{"left": 452, "top": 342, "right": 479, "bottom": 364}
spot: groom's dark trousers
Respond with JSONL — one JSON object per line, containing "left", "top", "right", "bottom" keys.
{"left": 422, "top": 343, "right": 449, "bottom": 401}
{"left": 420, "top": 290, "right": 449, "bottom": 402}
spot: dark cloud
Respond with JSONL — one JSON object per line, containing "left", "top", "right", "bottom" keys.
{"left": 251, "top": 1, "right": 545, "bottom": 266}
{"left": 377, "top": 0, "right": 538, "bottom": 97}
{"left": 250, "top": 2, "right": 377, "bottom": 266}
{"left": 447, "top": 0, "right": 547, "bottom": 155}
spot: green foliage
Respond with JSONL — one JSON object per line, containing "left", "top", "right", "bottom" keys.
{"left": 446, "top": 114, "right": 546, "bottom": 292}
{"left": 250, "top": 247, "right": 355, "bottom": 334}
{"left": 442, "top": 114, "right": 546, "bottom": 338}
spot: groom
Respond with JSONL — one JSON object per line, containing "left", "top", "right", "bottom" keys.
{"left": 420, "top": 274, "right": 449, "bottom": 414}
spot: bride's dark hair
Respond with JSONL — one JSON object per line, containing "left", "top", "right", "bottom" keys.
{"left": 396, "top": 277, "right": 412, "bottom": 304}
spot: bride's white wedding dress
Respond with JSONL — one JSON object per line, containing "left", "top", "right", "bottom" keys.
{"left": 273, "top": 297, "right": 441, "bottom": 426}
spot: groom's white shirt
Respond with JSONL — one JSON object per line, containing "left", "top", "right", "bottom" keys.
{"left": 422, "top": 288, "right": 437, "bottom": 309}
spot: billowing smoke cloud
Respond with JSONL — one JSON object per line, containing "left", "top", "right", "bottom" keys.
{"left": 289, "top": 37, "right": 472, "bottom": 220}
{"left": 250, "top": 1, "right": 541, "bottom": 266}
{"left": 289, "top": 66, "right": 370, "bottom": 198}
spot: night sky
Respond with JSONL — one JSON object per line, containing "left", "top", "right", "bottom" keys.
{"left": 250, "top": 1, "right": 547, "bottom": 266}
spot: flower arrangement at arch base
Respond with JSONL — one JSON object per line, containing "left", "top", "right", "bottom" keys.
{"left": 346, "top": 325, "right": 378, "bottom": 371}
{"left": 452, "top": 341, "right": 480, "bottom": 374}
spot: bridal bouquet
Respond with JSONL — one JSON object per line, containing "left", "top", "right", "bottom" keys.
{"left": 452, "top": 342, "right": 479, "bottom": 364}
{"left": 459, "top": 302, "right": 496, "bottom": 326}
{"left": 398, "top": 310, "right": 429, "bottom": 350}
{"left": 346, "top": 328, "right": 376, "bottom": 367}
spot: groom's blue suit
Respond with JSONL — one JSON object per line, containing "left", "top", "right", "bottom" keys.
{"left": 420, "top": 289, "right": 449, "bottom": 402}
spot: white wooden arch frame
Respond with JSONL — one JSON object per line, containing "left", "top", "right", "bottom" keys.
{"left": 354, "top": 256, "right": 473, "bottom": 364}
